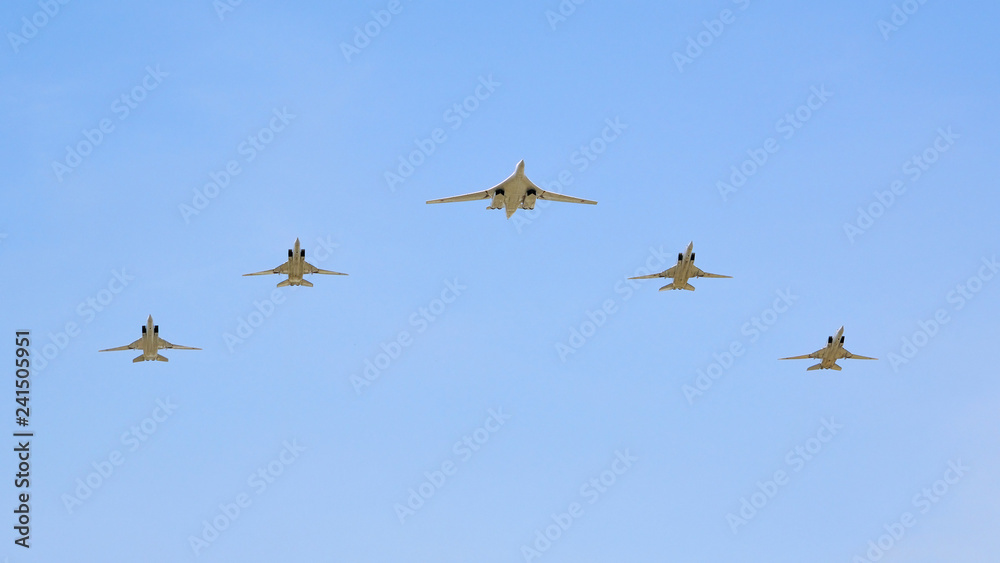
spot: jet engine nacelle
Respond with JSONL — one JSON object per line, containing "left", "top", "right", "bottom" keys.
{"left": 523, "top": 189, "right": 537, "bottom": 210}
{"left": 288, "top": 249, "right": 293, "bottom": 258}
{"left": 300, "top": 249, "right": 305, "bottom": 258}
{"left": 141, "top": 326, "right": 147, "bottom": 334}
{"left": 690, "top": 252, "right": 695, "bottom": 262}
{"left": 490, "top": 190, "right": 505, "bottom": 209}
{"left": 828, "top": 336, "right": 833, "bottom": 344}
{"left": 840, "top": 335, "right": 845, "bottom": 344}
{"left": 678, "top": 253, "right": 684, "bottom": 262}
{"left": 154, "top": 325, "right": 159, "bottom": 334}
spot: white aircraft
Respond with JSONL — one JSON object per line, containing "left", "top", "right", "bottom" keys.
{"left": 629, "top": 242, "right": 731, "bottom": 291}
{"left": 244, "top": 238, "right": 347, "bottom": 287}
{"left": 99, "top": 315, "right": 201, "bottom": 363}
{"left": 780, "top": 326, "right": 877, "bottom": 371}
{"left": 426, "top": 160, "right": 597, "bottom": 219}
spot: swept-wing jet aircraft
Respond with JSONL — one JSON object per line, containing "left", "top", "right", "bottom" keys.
{"left": 99, "top": 315, "right": 201, "bottom": 362}
{"left": 244, "top": 238, "right": 347, "bottom": 287}
{"left": 426, "top": 160, "right": 596, "bottom": 219}
{"left": 780, "top": 326, "right": 877, "bottom": 370}
{"left": 629, "top": 242, "right": 731, "bottom": 291}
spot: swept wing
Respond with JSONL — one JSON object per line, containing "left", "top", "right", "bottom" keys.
{"left": 243, "top": 262, "right": 290, "bottom": 276}
{"left": 158, "top": 337, "right": 201, "bottom": 351}
{"left": 536, "top": 189, "right": 597, "bottom": 205}
{"left": 780, "top": 348, "right": 825, "bottom": 360}
{"left": 842, "top": 348, "right": 877, "bottom": 360}
{"left": 629, "top": 266, "right": 676, "bottom": 280}
{"left": 305, "top": 261, "right": 347, "bottom": 276}
{"left": 99, "top": 338, "right": 142, "bottom": 352}
{"left": 426, "top": 190, "right": 492, "bottom": 205}
{"left": 692, "top": 266, "right": 732, "bottom": 279}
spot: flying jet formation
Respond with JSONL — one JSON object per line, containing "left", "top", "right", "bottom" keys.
{"left": 426, "top": 160, "right": 597, "bottom": 219}
{"left": 99, "top": 315, "right": 201, "bottom": 362}
{"left": 243, "top": 238, "right": 347, "bottom": 287}
{"left": 780, "top": 326, "right": 877, "bottom": 370}
{"left": 629, "top": 242, "right": 732, "bottom": 291}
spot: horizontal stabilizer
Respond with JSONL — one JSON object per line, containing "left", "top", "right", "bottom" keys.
{"left": 277, "top": 280, "right": 292, "bottom": 288}
{"left": 807, "top": 363, "right": 824, "bottom": 371}
{"left": 659, "top": 282, "right": 695, "bottom": 291}
{"left": 155, "top": 354, "right": 169, "bottom": 362}
{"left": 299, "top": 279, "right": 314, "bottom": 287}
{"left": 132, "top": 354, "right": 145, "bottom": 363}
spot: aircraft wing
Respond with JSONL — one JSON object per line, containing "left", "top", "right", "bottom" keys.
{"left": 780, "top": 348, "right": 824, "bottom": 360}
{"left": 157, "top": 337, "right": 201, "bottom": 351}
{"left": 426, "top": 190, "right": 492, "bottom": 204}
{"left": 243, "top": 261, "right": 289, "bottom": 276}
{"left": 692, "top": 266, "right": 732, "bottom": 279}
{"left": 629, "top": 266, "right": 675, "bottom": 280}
{"left": 305, "top": 261, "right": 347, "bottom": 276}
{"left": 537, "top": 189, "right": 597, "bottom": 205}
{"left": 99, "top": 338, "right": 142, "bottom": 352}
{"left": 843, "top": 348, "right": 877, "bottom": 360}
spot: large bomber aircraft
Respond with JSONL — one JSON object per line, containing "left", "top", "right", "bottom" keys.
{"left": 244, "top": 238, "right": 347, "bottom": 287}
{"left": 629, "top": 242, "right": 731, "bottom": 291}
{"left": 780, "top": 326, "right": 877, "bottom": 370}
{"left": 99, "top": 315, "right": 201, "bottom": 362}
{"left": 426, "top": 160, "right": 597, "bottom": 219}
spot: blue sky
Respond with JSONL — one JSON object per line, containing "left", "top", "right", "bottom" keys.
{"left": 2, "top": 1, "right": 999, "bottom": 561}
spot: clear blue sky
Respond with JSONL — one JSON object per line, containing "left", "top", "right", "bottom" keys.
{"left": 2, "top": 1, "right": 999, "bottom": 561}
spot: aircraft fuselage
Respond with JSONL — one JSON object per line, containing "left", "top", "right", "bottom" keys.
{"left": 491, "top": 161, "right": 538, "bottom": 216}
{"left": 816, "top": 327, "right": 846, "bottom": 368}
{"left": 140, "top": 316, "right": 158, "bottom": 360}
{"left": 287, "top": 238, "right": 305, "bottom": 284}
{"left": 671, "top": 242, "right": 697, "bottom": 285}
